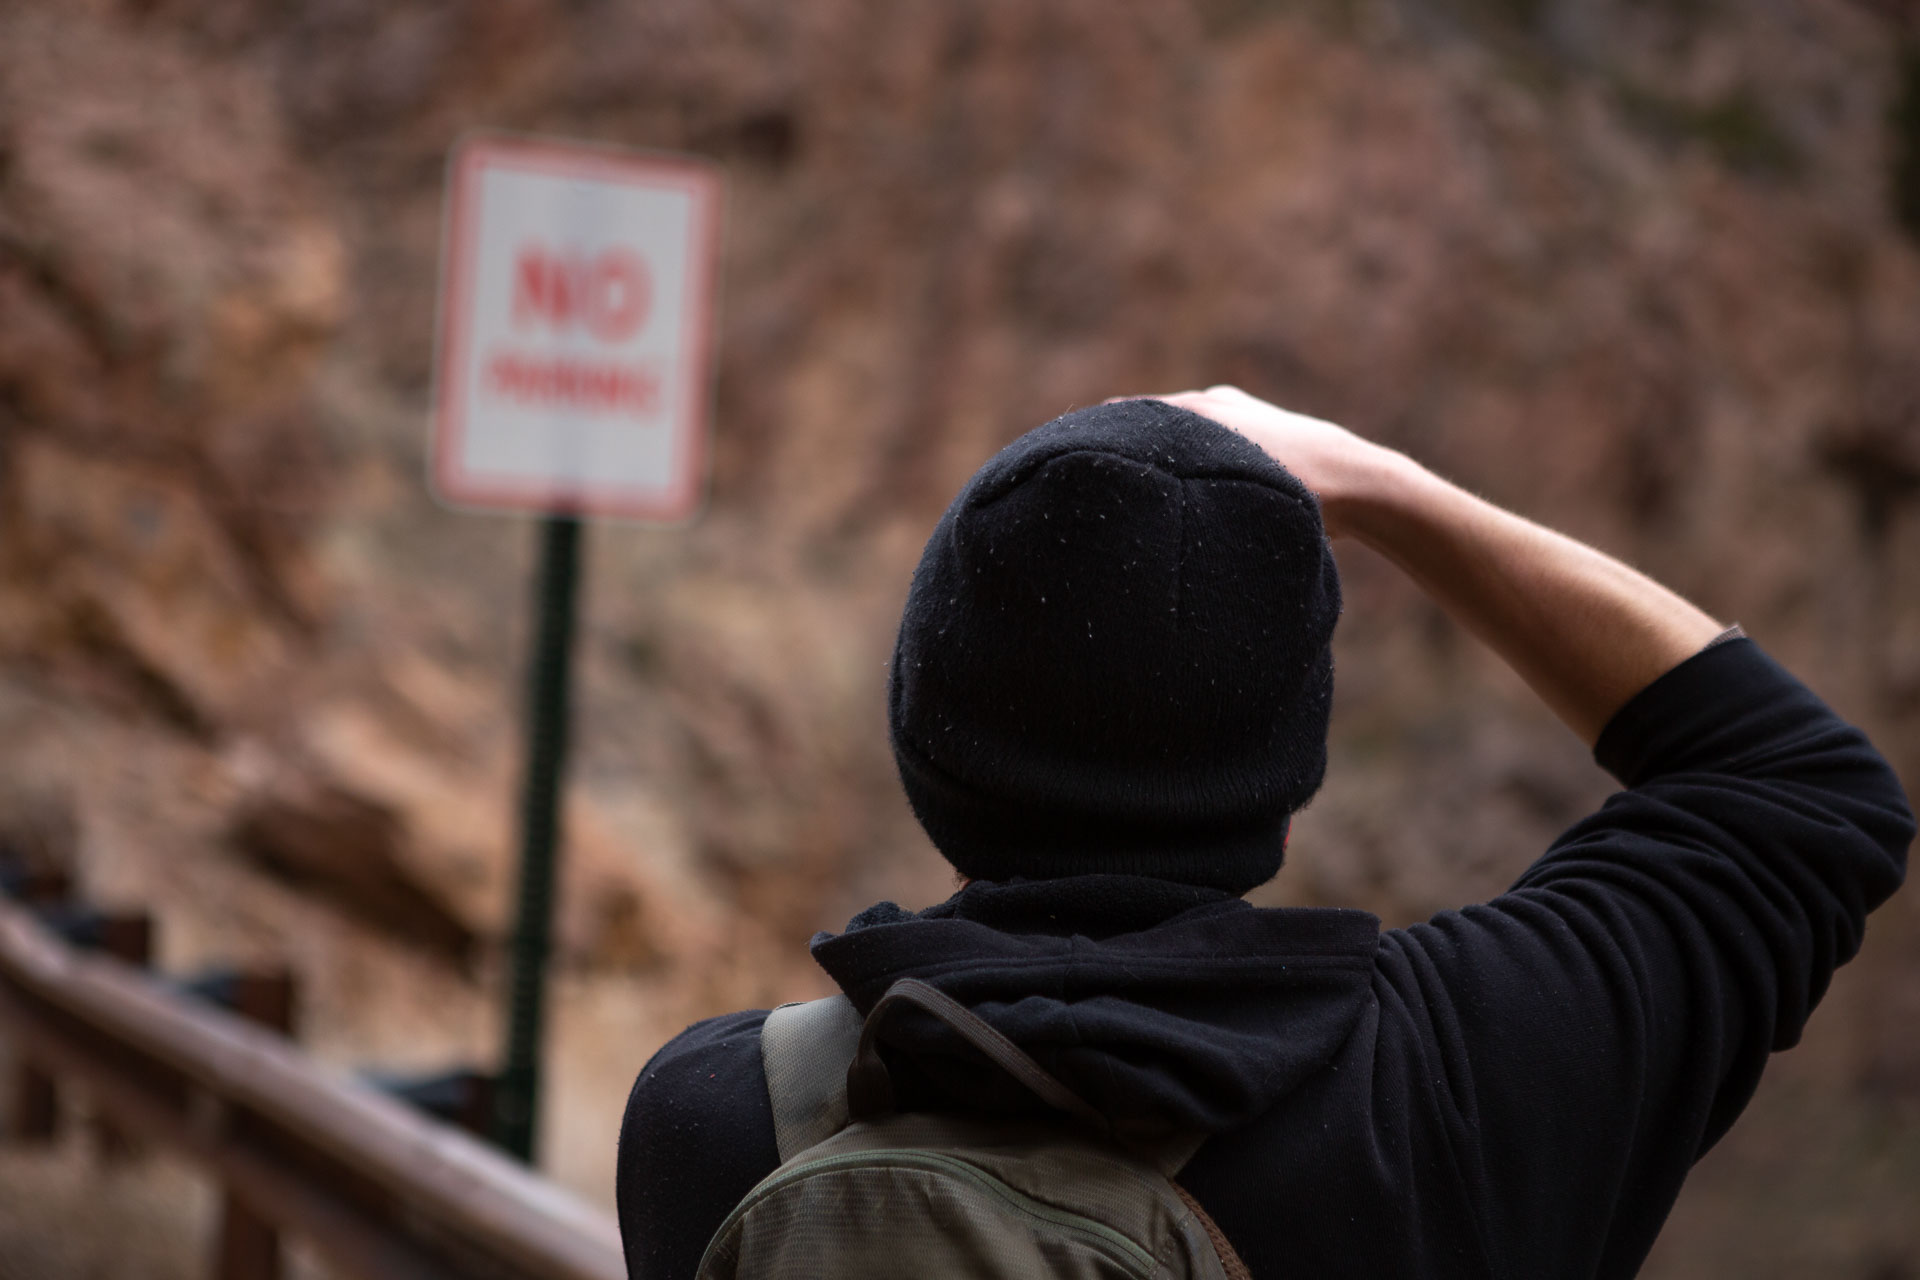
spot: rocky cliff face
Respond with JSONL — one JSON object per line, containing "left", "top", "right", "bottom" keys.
{"left": 2, "top": 0, "right": 1918, "bottom": 1271}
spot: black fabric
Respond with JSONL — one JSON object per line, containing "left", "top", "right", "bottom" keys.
{"left": 888, "top": 398, "right": 1340, "bottom": 893}
{"left": 813, "top": 879, "right": 1377, "bottom": 1141}
{"left": 616, "top": 639, "right": 1912, "bottom": 1279}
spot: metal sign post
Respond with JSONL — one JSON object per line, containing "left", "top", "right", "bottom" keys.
{"left": 497, "top": 513, "right": 580, "bottom": 1161}
{"left": 430, "top": 133, "right": 721, "bottom": 1162}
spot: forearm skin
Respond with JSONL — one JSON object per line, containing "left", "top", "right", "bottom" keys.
{"left": 1327, "top": 448, "right": 1724, "bottom": 746}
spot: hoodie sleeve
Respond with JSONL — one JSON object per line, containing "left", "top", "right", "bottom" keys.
{"left": 1382, "top": 638, "right": 1912, "bottom": 1278}
{"left": 616, "top": 1009, "right": 781, "bottom": 1280}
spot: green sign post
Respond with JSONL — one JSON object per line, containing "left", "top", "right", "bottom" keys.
{"left": 496, "top": 513, "right": 581, "bottom": 1161}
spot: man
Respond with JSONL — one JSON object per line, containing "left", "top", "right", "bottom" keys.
{"left": 617, "top": 388, "right": 1912, "bottom": 1278}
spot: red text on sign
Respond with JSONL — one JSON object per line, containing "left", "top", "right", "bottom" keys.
{"left": 485, "top": 352, "right": 661, "bottom": 418}
{"left": 512, "top": 245, "right": 652, "bottom": 343}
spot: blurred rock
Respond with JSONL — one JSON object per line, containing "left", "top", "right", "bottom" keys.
{"left": 293, "top": 684, "right": 728, "bottom": 972}
{"left": 228, "top": 768, "right": 475, "bottom": 964}
{"left": 0, "top": 0, "right": 343, "bottom": 734}
{"left": 2, "top": 439, "right": 293, "bottom": 733}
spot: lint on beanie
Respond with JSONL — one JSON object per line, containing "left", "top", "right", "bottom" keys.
{"left": 887, "top": 397, "right": 1341, "bottom": 894}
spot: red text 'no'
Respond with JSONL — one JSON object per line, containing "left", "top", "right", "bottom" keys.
{"left": 513, "top": 245, "right": 651, "bottom": 343}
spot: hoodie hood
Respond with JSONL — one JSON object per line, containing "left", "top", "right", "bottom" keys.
{"left": 810, "top": 875, "right": 1379, "bottom": 1139}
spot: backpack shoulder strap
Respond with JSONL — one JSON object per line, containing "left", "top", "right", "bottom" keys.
{"left": 759, "top": 994, "right": 865, "bottom": 1161}
{"left": 845, "top": 978, "right": 1210, "bottom": 1176}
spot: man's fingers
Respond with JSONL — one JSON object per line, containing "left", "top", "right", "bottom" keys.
{"left": 1125, "top": 385, "right": 1265, "bottom": 410}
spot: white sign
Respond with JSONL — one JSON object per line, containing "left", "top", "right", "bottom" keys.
{"left": 430, "top": 134, "right": 722, "bottom": 522}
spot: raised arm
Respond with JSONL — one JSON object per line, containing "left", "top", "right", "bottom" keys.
{"left": 1150, "top": 385, "right": 1723, "bottom": 742}
{"left": 1154, "top": 385, "right": 1912, "bottom": 1276}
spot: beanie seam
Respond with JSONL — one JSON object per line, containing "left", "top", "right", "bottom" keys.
{"left": 1179, "top": 472, "right": 1322, "bottom": 513}
{"left": 965, "top": 448, "right": 1161, "bottom": 513}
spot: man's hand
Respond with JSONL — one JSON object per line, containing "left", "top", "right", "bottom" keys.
{"left": 1146, "top": 387, "right": 1393, "bottom": 539}
{"left": 1136, "top": 385, "right": 1725, "bottom": 746}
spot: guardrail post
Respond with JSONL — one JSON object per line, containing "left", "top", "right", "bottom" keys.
{"left": 8, "top": 905, "right": 153, "bottom": 1147}
{"left": 7, "top": 1057, "right": 58, "bottom": 1142}
{"left": 90, "top": 912, "right": 153, "bottom": 1160}
{"left": 0, "top": 864, "right": 70, "bottom": 1144}
{"left": 186, "top": 968, "right": 297, "bottom": 1280}
{"left": 215, "top": 1194, "right": 281, "bottom": 1280}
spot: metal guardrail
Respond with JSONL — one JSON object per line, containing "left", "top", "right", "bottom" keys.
{"left": 0, "top": 897, "right": 625, "bottom": 1280}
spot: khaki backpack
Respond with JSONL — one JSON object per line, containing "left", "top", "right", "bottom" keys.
{"left": 696, "top": 978, "right": 1252, "bottom": 1279}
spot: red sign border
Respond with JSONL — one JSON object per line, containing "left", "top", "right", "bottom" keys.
{"left": 430, "top": 132, "right": 723, "bottom": 523}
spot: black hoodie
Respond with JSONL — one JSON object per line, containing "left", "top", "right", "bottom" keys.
{"left": 616, "top": 640, "right": 1912, "bottom": 1279}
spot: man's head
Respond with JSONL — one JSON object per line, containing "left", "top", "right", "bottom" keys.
{"left": 888, "top": 397, "right": 1341, "bottom": 894}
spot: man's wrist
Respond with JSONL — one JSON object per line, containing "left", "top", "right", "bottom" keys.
{"left": 1319, "top": 446, "right": 1441, "bottom": 547}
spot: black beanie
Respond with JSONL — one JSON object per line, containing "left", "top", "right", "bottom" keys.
{"left": 887, "top": 397, "right": 1341, "bottom": 895}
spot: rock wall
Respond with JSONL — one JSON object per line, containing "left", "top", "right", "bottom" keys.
{"left": 2, "top": 0, "right": 1917, "bottom": 1271}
